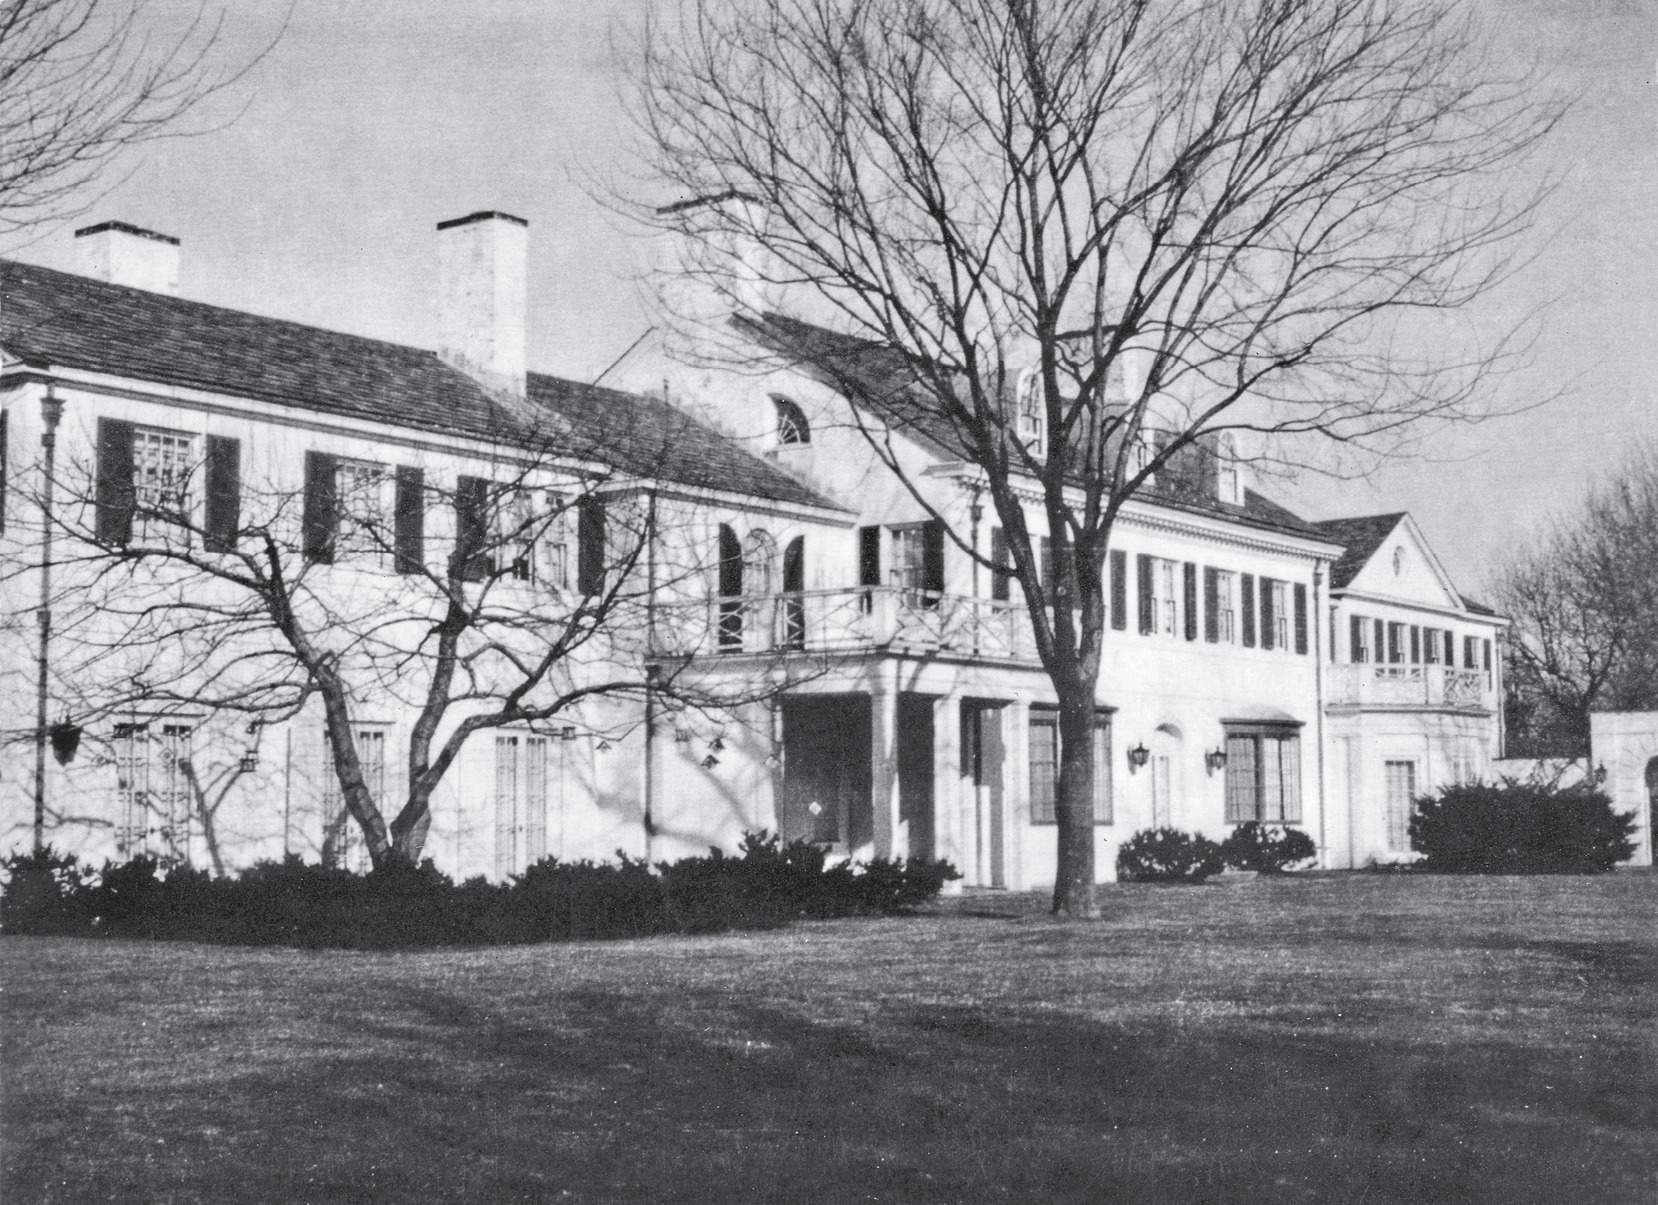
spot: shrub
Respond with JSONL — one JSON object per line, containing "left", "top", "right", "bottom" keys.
{"left": 1220, "top": 822, "right": 1317, "bottom": 874}
{"left": 1410, "top": 778, "right": 1637, "bottom": 874}
{"left": 0, "top": 831, "right": 959, "bottom": 947}
{"left": 1116, "top": 828, "right": 1225, "bottom": 883}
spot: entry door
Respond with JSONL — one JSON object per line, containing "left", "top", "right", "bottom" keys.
{"left": 962, "top": 702, "right": 1006, "bottom": 888}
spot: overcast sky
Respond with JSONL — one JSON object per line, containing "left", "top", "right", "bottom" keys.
{"left": 9, "top": 0, "right": 1654, "bottom": 597}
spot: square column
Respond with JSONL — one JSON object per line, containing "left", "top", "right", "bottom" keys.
{"left": 870, "top": 666, "right": 900, "bottom": 861}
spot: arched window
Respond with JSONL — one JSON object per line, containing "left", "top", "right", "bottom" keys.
{"left": 743, "top": 529, "right": 777, "bottom": 596}
{"left": 773, "top": 396, "right": 810, "bottom": 445}
{"left": 717, "top": 523, "right": 743, "bottom": 649}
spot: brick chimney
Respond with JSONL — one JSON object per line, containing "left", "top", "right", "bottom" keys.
{"left": 436, "top": 211, "right": 527, "bottom": 399}
{"left": 74, "top": 221, "right": 180, "bottom": 295}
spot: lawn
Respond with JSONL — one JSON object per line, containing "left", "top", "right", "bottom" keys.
{"left": 4, "top": 873, "right": 1655, "bottom": 1204}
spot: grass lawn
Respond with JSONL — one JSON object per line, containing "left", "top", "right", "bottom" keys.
{"left": 4, "top": 873, "right": 1655, "bottom": 1204}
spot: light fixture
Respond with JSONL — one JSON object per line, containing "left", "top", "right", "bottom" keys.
{"left": 674, "top": 727, "right": 692, "bottom": 744}
{"left": 561, "top": 727, "right": 578, "bottom": 741}
{"left": 239, "top": 754, "right": 259, "bottom": 773}
{"left": 49, "top": 721, "right": 82, "bottom": 766}
{"left": 1205, "top": 748, "right": 1228, "bottom": 775}
{"left": 1127, "top": 742, "right": 1149, "bottom": 772}
{"left": 596, "top": 739, "right": 611, "bottom": 753}
{"left": 701, "top": 753, "right": 720, "bottom": 770}
{"left": 1594, "top": 763, "right": 1607, "bottom": 785}
{"left": 709, "top": 736, "right": 724, "bottom": 754}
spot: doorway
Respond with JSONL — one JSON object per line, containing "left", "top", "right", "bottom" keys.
{"left": 898, "top": 694, "right": 936, "bottom": 861}
{"left": 780, "top": 696, "right": 872, "bottom": 850}
{"left": 962, "top": 701, "right": 1007, "bottom": 888}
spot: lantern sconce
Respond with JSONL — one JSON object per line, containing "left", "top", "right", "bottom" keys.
{"left": 1205, "top": 747, "right": 1228, "bottom": 776}
{"left": 1593, "top": 763, "right": 1607, "bottom": 785}
{"left": 709, "top": 736, "right": 725, "bottom": 754}
{"left": 674, "top": 727, "right": 693, "bottom": 745}
{"left": 561, "top": 726, "right": 578, "bottom": 741}
{"left": 239, "top": 754, "right": 259, "bottom": 774}
{"left": 1127, "top": 742, "right": 1150, "bottom": 773}
{"left": 701, "top": 753, "right": 720, "bottom": 770}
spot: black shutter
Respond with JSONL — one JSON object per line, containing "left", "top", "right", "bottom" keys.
{"left": 1483, "top": 639, "right": 1491, "bottom": 672}
{"left": 922, "top": 519, "right": 945, "bottom": 594}
{"left": 1409, "top": 625, "right": 1421, "bottom": 664}
{"left": 858, "top": 525, "right": 881, "bottom": 587}
{"left": 717, "top": 523, "right": 743, "bottom": 596}
{"left": 1204, "top": 567, "right": 1219, "bottom": 642}
{"left": 1183, "top": 562, "right": 1198, "bottom": 641}
{"left": 1137, "top": 554, "right": 1153, "bottom": 635}
{"left": 1444, "top": 630, "right": 1455, "bottom": 666}
{"left": 577, "top": 495, "right": 606, "bottom": 595}
{"left": 990, "top": 527, "right": 1010, "bottom": 601}
{"left": 394, "top": 466, "right": 424, "bottom": 574}
{"left": 1376, "top": 619, "right": 1386, "bottom": 663}
{"left": 203, "top": 435, "right": 240, "bottom": 552}
{"left": 1110, "top": 550, "right": 1126, "bottom": 631}
{"left": 452, "top": 475, "right": 490, "bottom": 582}
{"left": 1351, "top": 615, "right": 1364, "bottom": 662}
{"left": 1260, "top": 577, "right": 1276, "bottom": 650}
{"left": 1293, "top": 582, "right": 1308, "bottom": 654}
{"left": 1241, "top": 572, "right": 1256, "bottom": 647}
{"left": 302, "top": 451, "right": 337, "bottom": 563}
{"left": 96, "top": 418, "right": 135, "bottom": 545}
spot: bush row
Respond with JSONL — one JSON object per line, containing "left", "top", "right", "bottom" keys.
{"left": 0, "top": 831, "right": 960, "bottom": 949}
{"left": 1116, "top": 822, "right": 1316, "bottom": 883}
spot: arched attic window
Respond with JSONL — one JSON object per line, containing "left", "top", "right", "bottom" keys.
{"left": 1216, "top": 434, "right": 1241, "bottom": 505}
{"left": 773, "top": 395, "right": 810, "bottom": 445}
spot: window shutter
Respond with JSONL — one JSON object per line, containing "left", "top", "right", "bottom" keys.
{"left": 1241, "top": 573, "right": 1256, "bottom": 647}
{"left": 1464, "top": 636, "right": 1476, "bottom": 669}
{"left": 990, "top": 527, "right": 1010, "bottom": 601}
{"left": 1409, "top": 625, "right": 1421, "bottom": 664}
{"left": 1350, "top": 615, "right": 1364, "bottom": 662}
{"left": 1376, "top": 619, "right": 1386, "bottom": 663}
{"left": 922, "top": 519, "right": 945, "bottom": 594}
{"left": 1203, "top": 567, "right": 1219, "bottom": 642}
{"left": 577, "top": 495, "right": 606, "bottom": 595}
{"left": 1183, "top": 562, "right": 1198, "bottom": 641}
{"left": 1483, "top": 639, "right": 1491, "bottom": 672}
{"left": 1293, "top": 582, "right": 1308, "bottom": 654}
{"left": 858, "top": 525, "right": 881, "bottom": 587}
{"left": 1444, "top": 630, "right": 1455, "bottom": 666}
{"left": 717, "top": 523, "right": 743, "bottom": 596}
{"left": 1259, "top": 577, "right": 1276, "bottom": 650}
{"left": 452, "top": 475, "right": 490, "bottom": 582}
{"left": 1136, "top": 554, "right": 1153, "bottom": 635}
{"left": 96, "top": 418, "right": 136, "bottom": 545}
{"left": 203, "top": 435, "right": 240, "bottom": 552}
{"left": 1110, "top": 549, "right": 1127, "bottom": 631}
{"left": 393, "top": 466, "right": 424, "bottom": 574}
{"left": 301, "top": 450, "right": 336, "bottom": 564}
{"left": 783, "top": 535, "right": 804, "bottom": 593}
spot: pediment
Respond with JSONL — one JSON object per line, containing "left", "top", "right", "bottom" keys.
{"left": 1344, "top": 515, "right": 1465, "bottom": 610}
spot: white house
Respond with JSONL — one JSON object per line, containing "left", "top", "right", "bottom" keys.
{"left": 1, "top": 217, "right": 1508, "bottom": 886}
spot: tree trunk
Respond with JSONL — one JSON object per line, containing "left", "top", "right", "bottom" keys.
{"left": 388, "top": 788, "right": 433, "bottom": 866}
{"left": 1052, "top": 689, "right": 1100, "bottom": 917}
{"left": 318, "top": 681, "right": 393, "bottom": 870}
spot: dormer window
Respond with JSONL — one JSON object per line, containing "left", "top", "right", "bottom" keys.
{"left": 1216, "top": 434, "right": 1241, "bottom": 504}
{"left": 1015, "top": 370, "right": 1044, "bottom": 457}
{"left": 773, "top": 395, "right": 810, "bottom": 445}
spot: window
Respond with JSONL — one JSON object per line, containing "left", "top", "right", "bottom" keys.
{"left": 1386, "top": 622, "right": 1406, "bottom": 664}
{"left": 1350, "top": 615, "right": 1372, "bottom": 662}
{"left": 1464, "top": 635, "right": 1478, "bottom": 670}
{"left": 302, "top": 451, "right": 416, "bottom": 570}
{"left": 1015, "top": 370, "right": 1043, "bottom": 456}
{"left": 1384, "top": 760, "right": 1416, "bottom": 852}
{"left": 97, "top": 420, "right": 241, "bottom": 548}
{"left": 1028, "top": 709, "right": 1111, "bottom": 824}
{"left": 1423, "top": 627, "right": 1441, "bottom": 664}
{"left": 1223, "top": 726, "right": 1302, "bottom": 823}
{"left": 1205, "top": 569, "right": 1236, "bottom": 643}
{"left": 1139, "top": 556, "right": 1178, "bottom": 636}
{"left": 132, "top": 426, "right": 196, "bottom": 539}
{"left": 891, "top": 521, "right": 944, "bottom": 607}
{"left": 114, "top": 722, "right": 192, "bottom": 866}
{"left": 1270, "top": 580, "right": 1288, "bottom": 651}
{"left": 498, "top": 490, "right": 567, "bottom": 588}
{"left": 321, "top": 727, "right": 384, "bottom": 872}
{"left": 337, "top": 459, "right": 390, "bottom": 563}
{"left": 494, "top": 734, "right": 549, "bottom": 878}
{"left": 773, "top": 395, "right": 810, "bottom": 445}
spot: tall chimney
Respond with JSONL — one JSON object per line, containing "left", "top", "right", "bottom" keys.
{"left": 74, "top": 222, "right": 180, "bottom": 295}
{"left": 436, "top": 211, "right": 527, "bottom": 399}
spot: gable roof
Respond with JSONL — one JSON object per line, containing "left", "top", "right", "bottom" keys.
{"left": 1310, "top": 513, "right": 1407, "bottom": 589}
{"left": 739, "top": 311, "right": 1330, "bottom": 544}
{"left": 0, "top": 259, "right": 840, "bottom": 512}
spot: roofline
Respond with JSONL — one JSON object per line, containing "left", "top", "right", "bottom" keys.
{"left": 73, "top": 221, "right": 179, "bottom": 245}
{"left": 1329, "top": 585, "right": 1509, "bottom": 627}
{"left": 435, "top": 210, "right": 527, "bottom": 230}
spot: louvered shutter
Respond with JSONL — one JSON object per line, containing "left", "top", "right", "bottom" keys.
{"left": 1109, "top": 550, "right": 1127, "bottom": 631}
{"left": 1351, "top": 615, "right": 1365, "bottom": 662}
{"left": 301, "top": 451, "right": 337, "bottom": 564}
{"left": 1204, "top": 567, "right": 1219, "bottom": 642}
{"left": 452, "top": 476, "right": 490, "bottom": 582}
{"left": 1260, "top": 577, "right": 1276, "bottom": 650}
{"left": 922, "top": 519, "right": 945, "bottom": 595}
{"left": 1136, "top": 554, "right": 1153, "bottom": 635}
{"left": 1293, "top": 582, "right": 1308, "bottom": 654}
{"left": 393, "top": 466, "right": 424, "bottom": 574}
{"left": 203, "top": 435, "right": 240, "bottom": 552}
{"left": 96, "top": 418, "right": 136, "bottom": 545}
{"left": 990, "top": 527, "right": 1010, "bottom": 601}
{"left": 858, "top": 525, "right": 880, "bottom": 587}
{"left": 1241, "top": 573, "right": 1256, "bottom": 647}
{"left": 1183, "top": 562, "right": 1198, "bottom": 641}
{"left": 576, "top": 495, "right": 606, "bottom": 595}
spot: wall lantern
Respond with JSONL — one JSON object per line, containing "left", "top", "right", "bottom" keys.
{"left": 239, "top": 754, "right": 259, "bottom": 774}
{"left": 49, "top": 721, "right": 82, "bottom": 766}
{"left": 1127, "top": 742, "right": 1150, "bottom": 773}
{"left": 709, "top": 736, "right": 725, "bottom": 754}
{"left": 596, "top": 740, "right": 611, "bottom": 753}
{"left": 1594, "top": 763, "right": 1608, "bottom": 785}
{"left": 701, "top": 753, "right": 720, "bottom": 770}
{"left": 1205, "top": 748, "right": 1228, "bottom": 776}
{"left": 674, "top": 727, "right": 693, "bottom": 745}
{"left": 561, "top": 727, "right": 578, "bottom": 741}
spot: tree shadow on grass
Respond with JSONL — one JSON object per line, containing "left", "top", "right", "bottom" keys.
{"left": 11, "top": 982, "right": 1654, "bottom": 1205}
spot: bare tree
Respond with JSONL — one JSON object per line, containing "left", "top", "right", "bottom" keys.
{"left": 0, "top": 0, "right": 270, "bottom": 237}
{"left": 626, "top": 0, "right": 1563, "bottom": 915}
{"left": 1496, "top": 448, "right": 1658, "bottom": 759}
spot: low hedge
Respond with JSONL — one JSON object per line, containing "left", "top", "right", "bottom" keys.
{"left": 0, "top": 831, "right": 960, "bottom": 949}
{"left": 1410, "top": 779, "right": 1637, "bottom": 874}
{"left": 1116, "top": 828, "right": 1225, "bottom": 883}
{"left": 1219, "top": 822, "right": 1317, "bottom": 874}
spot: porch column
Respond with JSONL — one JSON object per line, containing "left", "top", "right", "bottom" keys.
{"left": 932, "top": 692, "right": 964, "bottom": 892}
{"left": 1003, "top": 696, "right": 1030, "bottom": 891}
{"left": 870, "top": 665, "right": 900, "bottom": 860}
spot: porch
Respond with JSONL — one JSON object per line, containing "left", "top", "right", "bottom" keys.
{"left": 1326, "top": 664, "right": 1492, "bottom": 711}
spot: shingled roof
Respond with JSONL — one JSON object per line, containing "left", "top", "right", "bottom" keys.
{"left": 738, "top": 311, "right": 1331, "bottom": 544}
{"left": 1310, "top": 513, "right": 1407, "bottom": 589}
{"left": 0, "top": 259, "right": 839, "bottom": 512}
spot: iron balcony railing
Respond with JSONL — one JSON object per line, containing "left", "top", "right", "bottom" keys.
{"left": 1327, "top": 663, "right": 1492, "bottom": 710}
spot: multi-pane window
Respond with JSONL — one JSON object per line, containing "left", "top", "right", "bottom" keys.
{"left": 1215, "top": 572, "right": 1236, "bottom": 643}
{"left": 1159, "top": 560, "right": 1177, "bottom": 636}
{"left": 114, "top": 722, "right": 193, "bottom": 865}
{"left": 1028, "top": 709, "right": 1112, "bottom": 824}
{"left": 321, "top": 727, "right": 384, "bottom": 872}
{"left": 1271, "top": 580, "right": 1288, "bottom": 651}
{"left": 1223, "top": 727, "right": 1303, "bottom": 823}
{"left": 498, "top": 490, "right": 567, "bottom": 588}
{"left": 132, "top": 426, "right": 196, "bottom": 539}
{"left": 1351, "top": 614, "right": 1373, "bottom": 662}
{"left": 494, "top": 734, "right": 550, "bottom": 878}
{"left": 1384, "top": 759, "right": 1416, "bottom": 852}
{"left": 336, "top": 459, "right": 391, "bottom": 565}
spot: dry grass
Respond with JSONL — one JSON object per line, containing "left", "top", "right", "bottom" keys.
{"left": 4, "top": 872, "right": 1655, "bottom": 1203}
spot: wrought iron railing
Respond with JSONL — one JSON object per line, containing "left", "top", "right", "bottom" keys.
{"left": 1328, "top": 664, "right": 1491, "bottom": 709}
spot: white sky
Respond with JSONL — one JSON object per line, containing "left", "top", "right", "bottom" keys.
{"left": 8, "top": 0, "right": 1654, "bottom": 597}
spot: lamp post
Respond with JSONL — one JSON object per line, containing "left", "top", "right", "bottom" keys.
{"left": 33, "top": 388, "right": 64, "bottom": 853}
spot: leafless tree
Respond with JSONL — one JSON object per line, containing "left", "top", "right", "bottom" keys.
{"left": 0, "top": 0, "right": 270, "bottom": 238}
{"left": 626, "top": 0, "right": 1563, "bottom": 915}
{"left": 1496, "top": 448, "right": 1658, "bottom": 759}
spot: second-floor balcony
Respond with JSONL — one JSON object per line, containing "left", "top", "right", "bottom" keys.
{"left": 649, "top": 586, "right": 1040, "bottom": 662}
{"left": 1327, "top": 664, "right": 1492, "bottom": 711}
